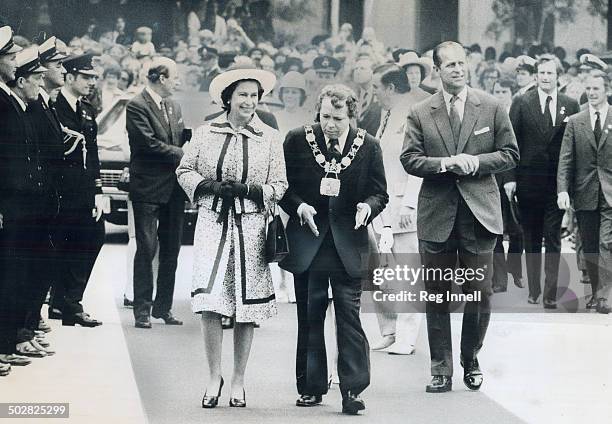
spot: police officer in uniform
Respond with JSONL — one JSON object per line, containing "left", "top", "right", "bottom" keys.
{"left": 49, "top": 54, "right": 105, "bottom": 327}
{"left": 24, "top": 37, "right": 67, "bottom": 335}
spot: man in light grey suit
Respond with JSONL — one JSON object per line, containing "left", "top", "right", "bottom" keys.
{"left": 558, "top": 70, "right": 612, "bottom": 314}
{"left": 401, "top": 41, "right": 519, "bottom": 393}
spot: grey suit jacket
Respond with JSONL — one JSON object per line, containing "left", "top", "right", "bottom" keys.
{"left": 127, "top": 89, "right": 185, "bottom": 204}
{"left": 401, "top": 87, "right": 519, "bottom": 242}
{"left": 557, "top": 106, "right": 612, "bottom": 210}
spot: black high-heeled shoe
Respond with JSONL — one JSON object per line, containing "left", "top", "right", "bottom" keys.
{"left": 229, "top": 389, "right": 246, "bottom": 407}
{"left": 201, "top": 377, "right": 224, "bottom": 408}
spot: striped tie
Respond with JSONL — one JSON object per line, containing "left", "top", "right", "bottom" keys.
{"left": 377, "top": 109, "right": 391, "bottom": 139}
{"left": 358, "top": 89, "right": 371, "bottom": 122}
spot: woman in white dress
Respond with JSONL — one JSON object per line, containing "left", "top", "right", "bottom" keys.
{"left": 176, "top": 68, "right": 287, "bottom": 408}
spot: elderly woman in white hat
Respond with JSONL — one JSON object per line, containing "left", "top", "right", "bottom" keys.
{"left": 176, "top": 68, "right": 287, "bottom": 409}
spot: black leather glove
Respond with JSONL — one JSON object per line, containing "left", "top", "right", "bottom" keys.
{"left": 246, "top": 184, "right": 264, "bottom": 208}
{"left": 195, "top": 180, "right": 234, "bottom": 199}
{"left": 231, "top": 182, "right": 249, "bottom": 197}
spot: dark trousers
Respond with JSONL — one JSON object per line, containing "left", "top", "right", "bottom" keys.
{"left": 419, "top": 199, "right": 496, "bottom": 377}
{"left": 132, "top": 190, "right": 184, "bottom": 319}
{"left": 50, "top": 206, "right": 105, "bottom": 316}
{"left": 492, "top": 232, "right": 523, "bottom": 290}
{"left": 293, "top": 230, "right": 370, "bottom": 397}
{"left": 576, "top": 192, "right": 612, "bottom": 301}
{"left": 0, "top": 209, "right": 53, "bottom": 349}
{"left": 518, "top": 193, "right": 563, "bottom": 301}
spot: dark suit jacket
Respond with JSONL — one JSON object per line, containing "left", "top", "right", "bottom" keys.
{"left": 401, "top": 88, "right": 519, "bottom": 242}
{"left": 27, "top": 94, "right": 64, "bottom": 216}
{"left": 127, "top": 89, "right": 185, "bottom": 204}
{"left": 0, "top": 89, "right": 47, "bottom": 219}
{"left": 357, "top": 99, "right": 382, "bottom": 137}
{"left": 204, "top": 108, "right": 279, "bottom": 130}
{"left": 558, "top": 106, "right": 612, "bottom": 210}
{"left": 279, "top": 124, "right": 388, "bottom": 278}
{"left": 54, "top": 92, "right": 102, "bottom": 210}
{"left": 507, "top": 89, "right": 579, "bottom": 199}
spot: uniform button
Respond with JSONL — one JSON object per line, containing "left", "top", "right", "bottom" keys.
{"left": 27, "top": 156, "right": 31, "bottom": 161}
{"left": 38, "top": 182, "right": 42, "bottom": 187}
{"left": 37, "top": 166, "right": 42, "bottom": 170}
{"left": 456, "top": 179, "right": 460, "bottom": 184}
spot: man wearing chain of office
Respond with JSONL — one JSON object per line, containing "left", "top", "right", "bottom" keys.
{"left": 279, "top": 84, "right": 388, "bottom": 415}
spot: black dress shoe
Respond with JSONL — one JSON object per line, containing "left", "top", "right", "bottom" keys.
{"left": 48, "top": 308, "right": 63, "bottom": 320}
{"left": 151, "top": 312, "right": 183, "bottom": 325}
{"left": 586, "top": 295, "right": 597, "bottom": 310}
{"left": 512, "top": 276, "right": 524, "bottom": 288}
{"left": 229, "top": 389, "right": 246, "bottom": 407}
{"left": 202, "top": 377, "right": 224, "bottom": 408}
{"left": 461, "top": 358, "right": 483, "bottom": 390}
{"left": 135, "top": 317, "right": 152, "bottom": 329}
{"left": 527, "top": 295, "right": 540, "bottom": 304}
{"left": 123, "top": 296, "right": 133, "bottom": 308}
{"left": 341, "top": 391, "right": 365, "bottom": 415}
{"left": 543, "top": 299, "right": 557, "bottom": 309}
{"left": 295, "top": 394, "right": 322, "bottom": 407}
{"left": 426, "top": 375, "right": 452, "bottom": 393}
{"left": 63, "top": 312, "right": 102, "bottom": 327}
{"left": 596, "top": 299, "right": 612, "bottom": 314}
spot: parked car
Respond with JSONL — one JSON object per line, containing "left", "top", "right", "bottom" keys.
{"left": 96, "top": 96, "right": 198, "bottom": 242}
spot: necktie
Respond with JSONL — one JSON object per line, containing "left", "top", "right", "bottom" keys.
{"left": 328, "top": 138, "right": 342, "bottom": 162}
{"left": 449, "top": 95, "right": 461, "bottom": 145}
{"left": 594, "top": 111, "right": 602, "bottom": 145}
{"left": 543, "top": 96, "right": 553, "bottom": 128}
{"left": 358, "top": 89, "right": 370, "bottom": 122}
{"left": 377, "top": 109, "right": 391, "bottom": 139}
{"left": 161, "top": 100, "right": 170, "bottom": 125}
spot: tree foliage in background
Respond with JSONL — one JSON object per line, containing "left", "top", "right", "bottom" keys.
{"left": 271, "top": 0, "right": 316, "bottom": 46}
{"left": 487, "top": 0, "right": 607, "bottom": 44}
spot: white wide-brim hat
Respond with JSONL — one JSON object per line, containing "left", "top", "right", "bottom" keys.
{"left": 209, "top": 68, "right": 277, "bottom": 106}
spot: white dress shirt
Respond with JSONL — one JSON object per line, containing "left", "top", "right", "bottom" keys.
{"left": 11, "top": 91, "right": 27, "bottom": 112}
{"left": 323, "top": 125, "right": 350, "bottom": 153}
{"left": 0, "top": 81, "right": 12, "bottom": 98}
{"left": 145, "top": 86, "right": 164, "bottom": 110}
{"left": 40, "top": 88, "right": 50, "bottom": 106}
{"left": 538, "top": 88, "right": 557, "bottom": 126}
{"left": 442, "top": 86, "right": 468, "bottom": 121}
{"left": 589, "top": 103, "right": 609, "bottom": 131}
{"left": 60, "top": 87, "right": 79, "bottom": 112}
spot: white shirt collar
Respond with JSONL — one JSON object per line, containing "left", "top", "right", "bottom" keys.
{"left": 40, "top": 88, "right": 50, "bottom": 105}
{"left": 11, "top": 90, "right": 27, "bottom": 112}
{"left": 60, "top": 87, "right": 80, "bottom": 112}
{"left": 441, "top": 86, "right": 468, "bottom": 121}
{"left": 0, "top": 81, "right": 12, "bottom": 97}
{"left": 324, "top": 125, "right": 350, "bottom": 153}
{"left": 589, "top": 102, "right": 609, "bottom": 129}
{"left": 145, "top": 86, "right": 163, "bottom": 109}
{"left": 537, "top": 87, "right": 557, "bottom": 106}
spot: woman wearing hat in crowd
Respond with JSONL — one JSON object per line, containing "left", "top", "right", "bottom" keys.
{"left": 398, "top": 51, "right": 433, "bottom": 103}
{"left": 276, "top": 71, "right": 309, "bottom": 135}
{"left": 176, "top": 67, "right": 287, "bottom": 408}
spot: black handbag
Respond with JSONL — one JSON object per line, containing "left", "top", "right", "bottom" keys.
{"left": 117, "top": 167, "right": 130, "bottom": 192}
{"left": 265, "top": 200, "right": 289, "bottom": 263}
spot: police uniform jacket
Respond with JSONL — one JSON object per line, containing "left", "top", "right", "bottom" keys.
{"left": 0, "top": 88, "right": 47, "bottom": 220}
{"left": 53, "top": 91, "right": 102, "bottom": 211}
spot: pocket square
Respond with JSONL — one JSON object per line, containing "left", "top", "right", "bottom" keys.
{"left": 474, "top": 126, "right": 490, "bottom": 135}
{"left": 563, "top": 117, "right": 569, "bottom": 123}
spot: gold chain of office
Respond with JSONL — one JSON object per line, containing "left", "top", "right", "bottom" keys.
{"left": 304, "top": 125, "right": 366, "bottom": 174}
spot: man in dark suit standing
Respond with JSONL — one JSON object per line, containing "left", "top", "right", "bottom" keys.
{"left": 20, "top": 37, "right": 67, "bottom": 337}
{"left": 280, "top": 84, "right": 388, "bottom": 415}
{"left": 352, "top": 55, "right": 382, "bottom": 137}
{"left": 505, "top": 56, "right": 579, "bottom": 308}
{"left": 127, "top": 57, "right": 186, "bottom": 329}
{"left": 49, "top": 54, "right": 106, "bottom": 327}
{"left": 401, "top": 41, "right": 519, "bottom": 393}
{"left": 558, "top": 70, "right": 612, "bottom": 314}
